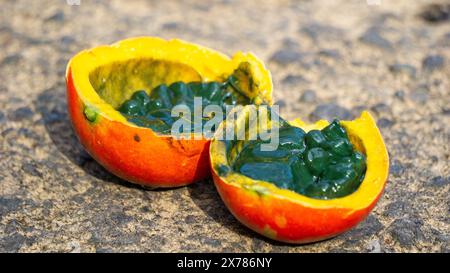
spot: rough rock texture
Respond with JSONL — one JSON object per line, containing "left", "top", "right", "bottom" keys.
{"left": 0, "top": 0, "right": 449, "bottom": 252}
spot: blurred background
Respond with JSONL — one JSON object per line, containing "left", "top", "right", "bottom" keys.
{"left": 0, "top": 0, "right": 448, "bottom": 252}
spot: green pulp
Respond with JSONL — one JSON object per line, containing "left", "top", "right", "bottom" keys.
{"left": 232, "top": 120, "right": 366, "bottom": 199}
{"left": 117, "top": 76, "right": 251, "bottom": 134}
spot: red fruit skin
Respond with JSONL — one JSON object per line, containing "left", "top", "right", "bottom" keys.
{"left": 212, "top": 170, "right": 383, "bottom": 244}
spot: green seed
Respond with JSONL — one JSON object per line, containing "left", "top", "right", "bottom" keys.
{"left": 322, "top": 120, "right": 347, "bottom": 140}
{"left": 188, "top": 82, "right": 207, "bottom": 95}
{"left": 305, "top": 147, "right": 330, "bottom": 175}
{"left": 327, "top": 168, "right": 358, "bottom": 197}
{"left": 204, "top": 82, "right": 222, "bottom": 99}
{"left": 305, "top": 130, "right": 328, "bottom": 148}
{"left": 352, "top": 151, "right": 366, "bottom": 174}
{"left": 328, "top": 138, "right": 353, "bottom": 157}
{"left": 131, "top": 90, "right": 150, "bottom": 107}
{"left": 146, "top": 99, "right": 163, "bottom": 111}
{"left": 169, "top": 82, "right": 193, "bottom": 105}
{"left": 279, "top": 127, "right": 306, "bottom": 151}
{"left": 239, "top": 162, "right": 293, "bottom": 189}
{"left": 118, "top": 100, "right": 141, "bottom": 116}
{"left": 291, "top": 159, "right": 316, "bottom": 189}
{"left": 322, "top": 162, "right": 354, "bottom": 180}
{"left": 150, "top": 84, "right": 172, "bottom": 108}
{"left": 303, "top": 182, "right": 333, "bottom": 199}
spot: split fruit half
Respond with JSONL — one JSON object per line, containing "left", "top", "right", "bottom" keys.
{"left": 66, "top": 37, "right": 272, "bottom": 187}
{"left": 210, "top": 107, "right": 389, "bottom": 243}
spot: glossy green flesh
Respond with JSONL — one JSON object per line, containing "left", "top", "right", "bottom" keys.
{"left": 117, "top": 76, "right": 251, "bottom": 134}
{"left": 232, "top": 120, "right": 366, "bottom": 199}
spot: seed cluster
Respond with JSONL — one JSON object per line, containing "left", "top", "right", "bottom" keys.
{"left": 233, "top": 120, "right": 366, "bottom": 199}
{"left": 117, "top": 77, "right": 250, "bottom": 134}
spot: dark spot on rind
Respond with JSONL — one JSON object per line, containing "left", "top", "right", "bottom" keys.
{"left": 134, "top": 134, "right": 141, "bottom": 142}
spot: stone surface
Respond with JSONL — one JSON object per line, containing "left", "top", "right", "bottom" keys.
{"left": 299, "top": 89, "right": 317, "bottom": 103}
{"left": 359, "top": 27, "right": 393, "bottom": 50}
{"left": 420, "top": 3, "right": 450, "bottom": 23}
{"left": 0, "top": 0, "right": 448, "bottom": 253}
{"left": 389, "top": 63, "right": 417, "bottom": 78}
{"left": 422, "top": 55, "right": 446, "bottom": 71}
{"left": 309, "top": 103, "right": 353, "bottom": 122}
